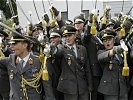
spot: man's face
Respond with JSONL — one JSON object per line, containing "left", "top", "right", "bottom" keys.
{"left": 103, "top": 37, "right": 115, "bottom": 50}
{"left": 107, "top": 25, "right": 114, "bottom": 30}
{"left": 50, "top": 36, "right": 61, "bottom": 46}
{"left": 74, "top": 22, "right": 84, "bottom": 31}
{"left": 63, "top": 33, "right": 76, "bottom": 46}
{"left": 32, "top": 30, "right": 40, "bottom": 38}
{"left": 32, "top": 29, "right": 43, "bottom": 38}
{"left": 10, "top": 41, "right": 27, "bottom": 56}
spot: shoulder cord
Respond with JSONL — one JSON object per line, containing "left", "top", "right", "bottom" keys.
{"left": 21, "top": 66, "right": 43, "bottom": 100}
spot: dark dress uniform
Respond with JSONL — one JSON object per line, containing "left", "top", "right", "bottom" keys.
{"left": 97, "top": 50, "right": 128, "bottom": 100}
{"left": 46, "top": 53, "right": 64, "bottom": 100}
{"left": 0, "top": 62, "right": 10, "bottom": 100}
{"left": 0, "top": 29, "right": 12, "bottom": 100}
{"left": 0, "top": 53, "right": 55, "bottom": 100}
{"left": 129, "top": 76, "right": 133, "bottom": 100}
{"left": 129, "top": 46, "right": 133, "bottom": 100}
{"left": 0, "top": 48, "right": 12, "bottom": 100}
{"left": 55, "top": 44, "right": 92, "bottom": 100}
{"left": 83, "top": 33, "right": 104, "bottom": 100}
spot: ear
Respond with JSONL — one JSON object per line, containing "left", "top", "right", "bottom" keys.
{"left": 23, "top": 43, "right": 28, "bottom": 48}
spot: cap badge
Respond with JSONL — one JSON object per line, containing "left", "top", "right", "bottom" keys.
{"left": 64, "top": 30, "right": 68, "bottom": 33}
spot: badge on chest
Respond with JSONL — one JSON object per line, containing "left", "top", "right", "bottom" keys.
{"left": 9, "top": 70, "right": 14, "bottom": 80}
{"left": 68, "top": 57, "right": 72, "bottom": 65}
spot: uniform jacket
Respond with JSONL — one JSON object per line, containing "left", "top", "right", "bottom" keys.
{"left": 0, "top": 54, "right": 55, "bottom": 100}
{"left": 130, "top": 46, "right": 133, "bottom": 86}
{"left": 55, "top": 44, "right": 92, "bottom": 95}
{"left": 46, "top": 56, "right": 64, "bottom": 100}
{"left": 97, "top": 50, "right": 128, "bottom": 96}
{"left": 0, "top": 48, "right": 11, "bottom": 93}
{"left": 83, "top": 34, "right": 104, "bottom": 76}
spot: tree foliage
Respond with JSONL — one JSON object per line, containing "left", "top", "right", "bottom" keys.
{"left": 0, "top": 0, "right": 17, "bottom": 19}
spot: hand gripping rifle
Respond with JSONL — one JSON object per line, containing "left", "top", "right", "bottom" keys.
{"left": 0, "top": 22, "right": 35, "bottom": 44}
{"left": 49, "top": 6, "right": 60, "bottom": 28}
{"left": 0, "top": 21, "right": 50, "bottom": 81}
{"left": 120, "top": 31, "right": 133, "bottom": 76}
{"left": 101, "top": 5, "right": 111, "bottom": 25}
{"left": 90, "top": 9, "right": 98, "bottom": 35}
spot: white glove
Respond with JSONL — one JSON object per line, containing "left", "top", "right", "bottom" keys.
{"left": 38, "top": 32, "right": 44, "bottom": 42}
{"left": 105, "top": 5, "right": 111, "bottom": 11}
{"left": 120, "top": 40, "right": 128, "bottom": 52}
{"left": 91, "top": 9, "right": 97, "bottom": 15}
{"left": 43, "top": 43, "right": 51, "bottom": 57}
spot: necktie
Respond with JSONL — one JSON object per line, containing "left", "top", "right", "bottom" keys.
{"left": 19, "top": 59, "right": 24, "bottom": 68}
{"left": 71, "top": 46, "right": 76, "bottom": 57}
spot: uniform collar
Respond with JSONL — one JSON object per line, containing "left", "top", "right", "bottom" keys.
{"left": 66, "top": 43, "right": 76, "bottom": 49}
{"left": 17, "top": 53, "right": 30, "bottom": 63}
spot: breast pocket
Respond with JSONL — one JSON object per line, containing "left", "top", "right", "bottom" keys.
{"left": 101, "top": 76, "right": 112, "bottom": 84}
{"left": 24, "top": 68, "right": 39, "bottom": 79}
{"left": 64, "top": 54, "right": 74, "bottom": 66}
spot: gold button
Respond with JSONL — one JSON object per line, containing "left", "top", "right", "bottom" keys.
{"left": 20, "top": 97, "right": 22, "bottom": 99}
{"left": 20, "top": 89, "right": 22, "bottom": 91}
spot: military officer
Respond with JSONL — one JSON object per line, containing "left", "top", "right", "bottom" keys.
{"left": 77, "top": 13, "right": 104, "bottom": 100}
{"left": 46, "top": 27, "right": 64, "bottom": 100}
{"left": 0, "top": 29, "right": 11, "bottom": 100}
{"left": 73, "top": 15, "right": 85, "bottom": 45}
{"left": 48, "top": 25, "right": 92, "bottom": 100}
{"left": 129, "top": 45, "right": 133, "bottom": 100}
{"left": 0, "top": 33, "right": 55, "bottom": 100}
{"left": 31, "top": 24, "right": 44, "bottom": 38}
{"left": 106, "top": 19, "right": 115, "bottom": 30}
{"left": 83, "top": 27, "right": 104, "bottom": 100}
{"left": 97, "top": 29, "right": 128, "bottom": 100}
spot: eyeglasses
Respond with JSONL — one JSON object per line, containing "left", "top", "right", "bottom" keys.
{"left": 103, "top": 37, "right": 113, "bottom": 42}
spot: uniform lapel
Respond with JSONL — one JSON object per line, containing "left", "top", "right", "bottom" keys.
{"left": 16, "top": 63, "right": 23, "bottom": 74}
{"left": 9, "top": 54, "right": 19, "bottom": 74}
{"left": 76, "top": 45, "right": 80, "bottom": 58}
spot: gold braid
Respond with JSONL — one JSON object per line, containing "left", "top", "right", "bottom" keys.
{"left": 21, "top": 66, "right": 43, "bottom": 100}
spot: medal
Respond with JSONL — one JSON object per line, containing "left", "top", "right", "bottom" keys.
{"left": 68, "top": 57, "right": 71, "bottom": 66}
{"left": 109, "top": 61, "right": 113, "bottom": 70}
{"left": 33, "top": 72, "right": 39, "bottom": 77}
{"left": 28, "top": 58, "right": 33, "bottom": 65}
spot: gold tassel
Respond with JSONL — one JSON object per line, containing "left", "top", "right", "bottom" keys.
{"left": 122, "top": 51, "right": 129, "bottom": 76}
{"left": 120, "top": 26, "right": 125, "bottom": 37}
{"left": 49, "top": 6, "right": 56, "bottom": 28}
{"left": 42, "top": 69, "right": 49, "bottom": 81}
{"left": 42, "top": 20, "right": 47, "bottom": 29}
{"left": 101, "top": 15, "right": 107, "bottom": 24}
{"left": 50, "top": 20, "right": 56, "bottom": 28}
{"left": 120, "top": 16, "right": 127, "bottom": 37}
{"left": 39, "top": 47, "right": 44, "bottom": 66}
{"left": 42, "top": 56, "right": 49, "bottom": 80}
{"left": 90, "top": 25, "right": 97, "bottom": 35}
{"left": 90, "top": 15, "right": 97, "bottom": 35}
